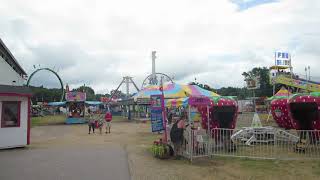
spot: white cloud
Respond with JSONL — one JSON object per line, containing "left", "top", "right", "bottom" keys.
{"left": 0, "top": 0, "right": 319, "bottom": 93}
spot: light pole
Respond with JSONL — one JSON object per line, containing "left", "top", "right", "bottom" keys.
{"left": 308, "top": 66, "right": 310, "bottom": 81}
{"left": 305, "top": 67, "right": 308, "bottom": 81}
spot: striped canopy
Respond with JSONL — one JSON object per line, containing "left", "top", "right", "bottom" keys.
{"left": 165, "top": 97, "right": 189, "bottom": 107}
{"left": 268, "top": 87, "right": 292, "bottom": 101}
{"left": 133, "top": 83, "right": 219, "bottom": 100}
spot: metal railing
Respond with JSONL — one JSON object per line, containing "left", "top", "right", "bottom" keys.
{"left": 181, "top": 127, "right": 320, "bottom": 161}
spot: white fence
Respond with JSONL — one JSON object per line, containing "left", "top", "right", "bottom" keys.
{"left": 181, "top": 127, "right": 320, "bottom": 161}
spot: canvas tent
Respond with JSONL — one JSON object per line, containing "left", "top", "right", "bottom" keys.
{"left": 268, "top": 87, "right": 292, "bottom": 101}
{"left": 133, "top": 83, "right": 219, "bottom": 100}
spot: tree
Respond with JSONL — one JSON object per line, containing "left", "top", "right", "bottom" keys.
{"left": 30, "top": 86, "right": 64, "bottom": 103}
{"left": 72, "top": 86, "right": 96, "bottom": 101}
{"left": 242, "top": 67, "right": 273, "bottom": 97}
{"left": 217, "top": 87, "right": 250, "bottom": 99}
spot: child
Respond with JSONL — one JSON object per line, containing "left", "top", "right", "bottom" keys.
{"left": 88, "top": 109, "right": 95, "bottom": 134}
{"left": 98, "top": 111, "right": 104, "bottom": 134}
{"left": 105, "top": 111, "right": 112, "bottom": 134}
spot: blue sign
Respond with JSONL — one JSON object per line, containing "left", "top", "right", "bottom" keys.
{"left": 150, "top": 95, "right": 165, "bottom": 132}
{"left": 150, "top": 109, "right": 164, "bottom": 132}
{"left": 275, "top": 51, "right": 291, "bottom": 67}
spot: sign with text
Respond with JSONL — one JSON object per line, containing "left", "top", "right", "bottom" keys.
{"left": 189, "top": 96, "right": 211, "bottom": 106}
{"left": 275, "top": 51, "right": 291, "bottom": 67}
{"left": 65, "top": 92, "right": 86, "bottom": 102}
{"left": 150, "top": 109, "right": 164, "bottom": 132}
{"left": 150, "top": 95, "right": 165, "bottom": 132}
{"left": 246, "top": 76, "right": 261, "bottom": 90}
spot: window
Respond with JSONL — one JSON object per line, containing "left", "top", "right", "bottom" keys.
{"left": 1, "top": 101, "right": 21, "bottom": 128}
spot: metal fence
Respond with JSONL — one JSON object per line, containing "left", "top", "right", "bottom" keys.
{"left": 181, "top": 127, "right": 320, "bottom": 161}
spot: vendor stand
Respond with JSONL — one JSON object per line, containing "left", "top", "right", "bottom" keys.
{"left": 65, "top": 91, "right": 86, "bottom": 124}
{"left": 164, "top": 96, "right": 212, "bottom": 159}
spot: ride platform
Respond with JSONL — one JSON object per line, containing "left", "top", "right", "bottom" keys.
{"left": 65, "top": 117, "right": 87, "bottom": 124}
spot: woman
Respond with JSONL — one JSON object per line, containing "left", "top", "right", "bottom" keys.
{"left": 170, "top": 113, "right": 187, "bottom": 157}
{"left": 87, "top": 109, "right": 95, "bottom": 134}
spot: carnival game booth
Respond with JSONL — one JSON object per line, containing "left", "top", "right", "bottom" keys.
{"left": 164, "top": 96, "right": 212, "bottom": 157}
{"left": 165, "top": 96, "right": 212, "bottom": 128}
{"left": 85, "top": 101, "right": 103, "bottom": 114}
{"left": 269, "top": 87, "right": 293, "bottom": 129}
{"left": 100, "top": 97, "right": 121, "bottom": 115}
{"left": 165, "top": 96, "right": 238, "bottom": 157}
{"left": 165, "top": 96, "right": 238, "bottom": 133}
{"left": 47, "top": 101, "right": 66, "bottom": 115}
{"left": 130, "top": 83, "right": 220, "bottom": 119}
{"left": 0, "top": 85, "right": 32, "bottom": 149}
{"left": 65, "top": 91, "right": 86, "bottom": 124}
{"left": 195, "top": 96, "right": 239, "bottom": 131}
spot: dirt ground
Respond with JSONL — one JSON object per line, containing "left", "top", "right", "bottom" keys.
{"left": 29, "top": 117, "right": 320, "bottom": 180}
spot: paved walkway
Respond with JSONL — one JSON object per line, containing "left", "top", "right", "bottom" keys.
{"left": 0, "top": 145, "right": 130, "bottom": 180}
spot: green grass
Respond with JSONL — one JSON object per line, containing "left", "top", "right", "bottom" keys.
{"left": 112, "top": 115, "right": 130, "bottom": 122}
{"left": 210, "top": 156, "right": 320, "bottom": 179}
{"left": 31, "top": 115, "right": 128, "bottom": 127}
{"left": 31, "top": 115, "right": 66, "bottom": 127}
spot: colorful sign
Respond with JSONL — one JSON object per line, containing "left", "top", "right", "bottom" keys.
{"left": 275, "top": 51, "right": 291, "bottom": 67}
{"left": 65, "top": 92, "right": 86, "bottom": 102}
{"left": 246, "top": 76, "right": 261, "bottom": 90}
{"left": 188, "top": 96, "right": 211, "bottom": 106}
{"left": 100, "top": 97, "right": 117, "bottom": 103}
{"left": 150, "top": 95, "right": 165, "bottom": 132}
{"left": 190, "top": 106, "right": 202, "bottom": 122}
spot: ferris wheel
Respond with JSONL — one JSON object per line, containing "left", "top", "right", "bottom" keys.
{"left": 141, "top": 72, "right": 174, "bottom": 89}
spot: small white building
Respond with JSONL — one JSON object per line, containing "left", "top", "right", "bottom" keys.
{"left": 0, "top": 38, "right": 32, "bottom": 149}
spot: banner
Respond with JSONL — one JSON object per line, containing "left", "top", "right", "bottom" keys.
{"left": 188, "top": 96, "right": 211, "bottom": 106}
{"left": 150, "top": 95, "right": 165, "bottom": 132}
{"left": 65, "top": 92, "right": 86, "bottom": 102}
{"left": 246, "top": 76, "right": 261, "bottom": 90}
{"left": 275, "top": 51, "right": 291, "bottom": 67}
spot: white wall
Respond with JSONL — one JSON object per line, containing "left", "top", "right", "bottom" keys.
{"left": 0, "top": 96, "right": 28, "bottom": 149}
{"left": 0, "top": 57, "right": 25, "bottom": 86}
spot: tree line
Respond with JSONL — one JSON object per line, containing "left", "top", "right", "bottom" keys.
{"left": 189, "top": 67, "right": 284, "bottom": 99}
{"left": 30, "top": 85, "right": 127, "bottom": 104}
{"left": 30, "top": 66, "right": 284, "bottom": 103}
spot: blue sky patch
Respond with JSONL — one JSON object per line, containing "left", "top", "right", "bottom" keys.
{"left": 231, "top": 0, "right": 279, "bottom": 11}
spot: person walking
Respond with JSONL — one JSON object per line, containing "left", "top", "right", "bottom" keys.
{"left": 88, "top": 109, "right": 95, "bottom": 134}
{"left": 105, "top": 110, "right": 112, "bottom": 134}
{"left": 98, "top": 111, "right": 104, "bottom": 134}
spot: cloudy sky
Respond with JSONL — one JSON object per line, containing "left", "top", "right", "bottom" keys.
{"left": 1, "top": 0, "right": 319, "bottom": 94}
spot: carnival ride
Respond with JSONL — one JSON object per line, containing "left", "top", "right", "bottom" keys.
{"left": 269, "top": 56, "right": 320, "bottom": 131}
{"left": 141, "top": 73, "right": 173, "bottom": 90}
{"left": 289, "top": 93, "right": 320, "bottom": 130}
{"left": 272, "top": 74, "right": 320, "bottom": 92}
{"left": 269, "top": 87, "right": 294, "bottom": 129}
{"left": 27, "top": 67, "right": 64, "bottom": 101}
